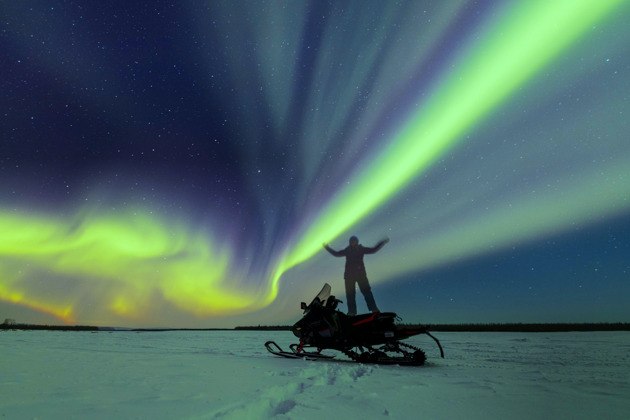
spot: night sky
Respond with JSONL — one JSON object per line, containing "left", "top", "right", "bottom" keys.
{"left": 1, "top": 0, "right": 629, "bottom": 328}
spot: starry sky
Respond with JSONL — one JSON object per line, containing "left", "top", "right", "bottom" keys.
{"left": 1, "top": 0, "right": 629, "bottom": 328}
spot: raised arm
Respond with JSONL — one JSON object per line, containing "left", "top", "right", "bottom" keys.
{"left": 323, "top": 243, "right": 345, "bottom": 257}
{"left": 362, "top": 238, "right": 390, "bottom": 254}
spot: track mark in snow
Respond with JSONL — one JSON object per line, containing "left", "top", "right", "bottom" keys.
{"left": 272, "top": 399, "right": 297, "bottom": 416}
{"left": 297, "top": 362, "right": 374, "bottom": 386}
{"left": 212, "top": 363, "right": 375, "bottom": 418}
{"left": 210, "top": 382, "right": 303, "bottom": 419}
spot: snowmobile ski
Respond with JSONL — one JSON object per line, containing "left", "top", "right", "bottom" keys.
{"left": 265, "top": 341, "right": 335, "bottom": 361}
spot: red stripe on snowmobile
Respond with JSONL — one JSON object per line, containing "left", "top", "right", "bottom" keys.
{"left": 352, "top": 312, "right": 380, "bottom": 326}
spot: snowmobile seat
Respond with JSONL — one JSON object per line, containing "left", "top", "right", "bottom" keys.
{"left": 348, "top": 311, "right": 397, "bottom": 327}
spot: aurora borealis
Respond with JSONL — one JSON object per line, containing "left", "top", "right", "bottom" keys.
{"left": 1, "top": 1, "right": 629, "bottom": 327}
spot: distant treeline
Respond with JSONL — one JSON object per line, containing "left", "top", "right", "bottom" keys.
{"left": 3, "top": 322, "right": 628, "bottom": 332}
{"left": 0, "top": 324, "right": 99, "bottom": 331}
{"left": 235, "top": 323, "right": 630, "bottom": 332}
{"left": 234, "top": 325, "right": 291, "bottom": 331}
{"left": 406, "top": 323, "right": 630, "bottom": 332}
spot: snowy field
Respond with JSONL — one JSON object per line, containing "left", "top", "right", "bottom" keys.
{"left": 1, "top": 330, "right": 628, "bottom": 419}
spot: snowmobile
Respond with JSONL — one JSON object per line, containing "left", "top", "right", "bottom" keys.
{"left": 265, "top": 283, "right": 444, "bottom": 366}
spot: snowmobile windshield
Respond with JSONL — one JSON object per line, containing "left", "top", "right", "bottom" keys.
{"left": 310, "top": 283, "right": 331, "bottom": 308}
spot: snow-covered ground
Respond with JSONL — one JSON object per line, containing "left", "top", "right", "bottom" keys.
{"left": 1, "top": 330, "right": 628, "bottom": 419}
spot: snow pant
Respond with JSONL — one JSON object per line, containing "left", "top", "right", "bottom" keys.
{"left": 345, "top": 276, "right": 379, "bottom": 315}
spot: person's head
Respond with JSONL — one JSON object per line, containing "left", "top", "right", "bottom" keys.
{"left": 349, "top": 236, "right": 359, "bottom": 247}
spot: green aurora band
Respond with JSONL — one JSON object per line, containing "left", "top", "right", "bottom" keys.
{"left": 0, "top": 209, "right": 261, "bottom": 323}
{"left": 270, "top": 0, "right": 628, "bottom": 296}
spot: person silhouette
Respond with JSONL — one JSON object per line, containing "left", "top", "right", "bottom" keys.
{"left": 323, "top": 236, "right": 389, "bottom": 316}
